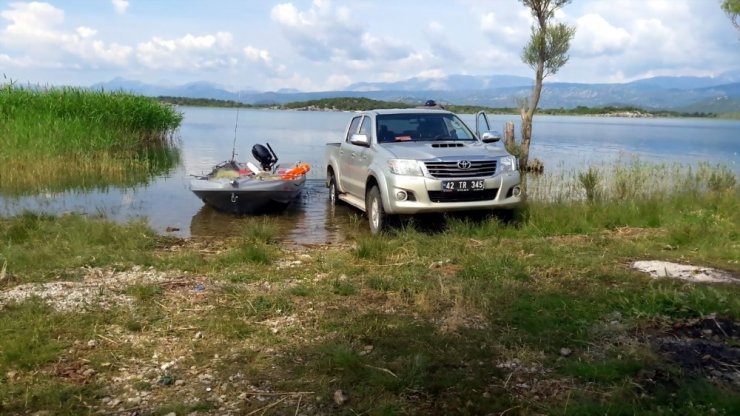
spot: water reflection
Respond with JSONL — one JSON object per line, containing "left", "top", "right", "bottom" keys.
{"left": 0, "top": 141, "right": 181, "bottom": 197}
{"left": 189, "top": 180, "right": 361, "bottom": 245}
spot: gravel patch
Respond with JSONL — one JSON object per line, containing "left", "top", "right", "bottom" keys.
{"left": 0, "top": 266, "right": 178, "bottom": 312}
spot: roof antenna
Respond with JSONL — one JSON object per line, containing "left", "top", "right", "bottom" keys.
{"left": 231, "top": 96, "right": 240, "bottom": 162}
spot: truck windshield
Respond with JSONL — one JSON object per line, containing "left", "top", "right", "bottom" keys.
{"left": 376, "top": 113, "right": 476, "bottom": 143}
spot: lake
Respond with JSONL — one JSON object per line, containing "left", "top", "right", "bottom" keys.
{"left": 1, "top": 107, "right": 738, "bottom": 243}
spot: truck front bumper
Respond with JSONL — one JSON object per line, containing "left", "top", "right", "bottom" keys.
{"left": 383, "top": 172, "right": 522, "bottom": 214}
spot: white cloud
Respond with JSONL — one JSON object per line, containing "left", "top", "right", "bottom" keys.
{"left": 572, "top": 14, "right": 630, "bottom": 56}
{"left": 270, "top": 0, "right": 411, "bottom": 64}
{"left": 1, "top": 1, "right": 64, "bottom": 44}
{"left": 266, "top": 71, "right": 316, "bottom": 91}
{"left": 136, "top": 32, "right": 236, "bottom": 70}
{"left": 480, "top": 11, "right": 529, "bottom": 48}
{"left": 270, "top": 3, "right": 302, "bottom": 27}
{"left": 424, "top": 21, "right": 463, "bottom": 61}
{"left": 559, "top": 0, "right": 740, "bottom": 81}
{"left": 242, "top": 45, "right": 289, "bottom": 80}
{"left": 243, "top": 46, "right": 271, "bottom": 64}
{"left": 325, "top": 73, "right": 351, "bottom": 90}
{"left": 0, "top": 53, "right": 34, "bottom": 68}
{"left": 76, "top": 26, "right": 97, "bottom": 38}
{"left": 74, "top": 40, "right": 131, "bottom": 66}
{"left": 417, "top": 69, "right": 446, "bottom": 79}
{"left": 270, "top": 1, "right": 355, "bottom": 61}
{"left": 112, "top": 0, "right": 129, "bottom": 15}
{"left": 0, "top": 2, "right": 132, "bottom": 67}
{"left": 360, "top": 33, "right": 412, "bottom": 60}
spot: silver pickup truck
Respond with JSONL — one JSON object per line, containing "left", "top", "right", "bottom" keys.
{"left": 325, "top": 105, "right": 522, "bottom": 234}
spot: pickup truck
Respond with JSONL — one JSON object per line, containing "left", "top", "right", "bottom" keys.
{"left": 325, "top": 104, "right": 522, "bottom": 234}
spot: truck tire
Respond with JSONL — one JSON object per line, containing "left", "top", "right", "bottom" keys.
{"left": 367, "top": 185, "right": 388, "bottom": 235}
{"left": 328, "top": 172, "right": 340, "bottom": 205}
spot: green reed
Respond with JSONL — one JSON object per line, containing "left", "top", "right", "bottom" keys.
{"left": 527, "top": 159, "right": 738, "bottom": 203}
{"left": 0, "top": 84, "right": 182, "bottom": 195}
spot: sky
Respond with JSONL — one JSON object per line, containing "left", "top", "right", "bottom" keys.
{"left": 1, "top": 0, "right": 739, "bottom": 92}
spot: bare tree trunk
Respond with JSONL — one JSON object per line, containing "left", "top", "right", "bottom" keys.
{"left": 519, "top": 57, "right": 543, "bottom": 173}
{"left": 504, "top": 121, "right": 517, "bottom": 155}
{"left": 519, "top": 109, "right": 534, "bottom": 172}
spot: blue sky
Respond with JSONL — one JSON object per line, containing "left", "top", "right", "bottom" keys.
{"left": 1, "top": 0, "right": 738, "bottom": 91}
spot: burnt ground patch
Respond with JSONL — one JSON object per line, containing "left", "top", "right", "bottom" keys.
{"left": 649, "top": 317, "right": 740, "bottom": 388}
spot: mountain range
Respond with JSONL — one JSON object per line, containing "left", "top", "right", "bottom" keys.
{"left": 92, "top": 70, "right": 740, "bottom": 113}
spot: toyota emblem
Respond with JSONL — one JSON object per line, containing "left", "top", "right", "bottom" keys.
{"left": 457, "top": 160, "right": 471, "bottom": 169}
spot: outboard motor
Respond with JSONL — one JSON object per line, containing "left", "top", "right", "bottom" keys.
{"left": 252, "top": 143, "right": 278, "bottom": 172}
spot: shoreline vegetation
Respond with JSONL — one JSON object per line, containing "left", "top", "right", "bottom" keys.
{"left": 0, "top": 85, "right": 183, "bottom": 196}
{"left": 157, "top": 96, "right": 737, "bottom": 119}
{"left": 0, "top": 162, "right": 738, "bottom": 414}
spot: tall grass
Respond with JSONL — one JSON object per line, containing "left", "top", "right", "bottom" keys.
{"left": 0, "top": 83, "right": 183, "bottom": 195}
{"left": 528, "top": 159, "right": 737, "bottom": 203}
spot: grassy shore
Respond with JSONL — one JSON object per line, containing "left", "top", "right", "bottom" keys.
{"left": 0, "top": 163, "right": 738, "bottom": 415}
{"left": 0, "top": 85, "right": 182, "bottom": 196}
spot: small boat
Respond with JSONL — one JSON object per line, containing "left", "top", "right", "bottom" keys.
{"left": 190, "top": 143, "right": 310, "bottom": 215}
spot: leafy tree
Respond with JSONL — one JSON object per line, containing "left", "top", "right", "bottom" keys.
{"left": 517, "top": 0, "right": 576, "bottom": 172}
{"left": 722, "top": 0, "right": 740, "bottom": 30}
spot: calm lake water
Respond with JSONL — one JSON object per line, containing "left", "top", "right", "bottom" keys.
{"left": 1, "top": 107, "right": 738, "bottom": 243}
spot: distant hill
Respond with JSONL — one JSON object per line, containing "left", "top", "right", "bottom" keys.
{"left": 90, "top": 70, "right": 740, "bottom": 113}
{"left": 92, "top": 77, "right": 250, "bottom": 101}
{"left": 346, "top": 74, "right": 534, "bottom": 91}
{"left": 625, "top": 71, "right": 740, "bottom": 90}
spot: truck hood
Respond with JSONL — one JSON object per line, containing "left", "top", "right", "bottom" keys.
{"left": 380, "top": 142, "right": 511, "bottom": 160}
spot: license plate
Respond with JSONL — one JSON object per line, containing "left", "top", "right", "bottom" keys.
{"left": 441, "top": 179, "right": 485, "bottom": 192}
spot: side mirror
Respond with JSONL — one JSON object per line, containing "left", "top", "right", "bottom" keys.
{"left": 350, "top": 133, "right": 370, "bottom": 147}
{"left": 481, "top": 131, "right": 502, "bottom": 143}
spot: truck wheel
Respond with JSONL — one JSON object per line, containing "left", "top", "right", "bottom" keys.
{"left": 328, "top": 173, "right": 340, "bottom": 205}
{"left": 367, "top": 185, "right": 388, "bottom": 235}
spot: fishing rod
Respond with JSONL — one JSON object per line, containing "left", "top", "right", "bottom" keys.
{"left": 230, "top": 106, "right": 240, "bottom": 162}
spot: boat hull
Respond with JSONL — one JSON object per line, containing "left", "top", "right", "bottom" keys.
{"left": 191, "top": 176, "right": 305, "bottom": 215}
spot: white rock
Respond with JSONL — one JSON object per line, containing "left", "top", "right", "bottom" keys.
{"left": 632, "top": 261, "right": 739, "bottom": 284}
{"left": 333, "top": 389, "right": 348, "bottom": 405}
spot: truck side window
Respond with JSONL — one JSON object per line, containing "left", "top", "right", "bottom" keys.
{"left": 345, "top": 116, "right": 362, "bottom": 143}
{"left": 358, "top": 116, "right": 373, "bottom": 140}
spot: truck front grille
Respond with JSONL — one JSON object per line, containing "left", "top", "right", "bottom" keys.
{"left": 424, "top": 160, "right": 497, "bottom": 178}
{"left": 428, "top": 189, "right": 499, "bottom": 203}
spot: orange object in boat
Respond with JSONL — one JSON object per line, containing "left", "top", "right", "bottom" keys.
{"left": 280, "top": 163, "right": 311, "bottom": 179}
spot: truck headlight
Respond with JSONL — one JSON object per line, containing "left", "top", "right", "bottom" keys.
{"left": 388, "top": 159, "right": 423, "bottom": 176}
{"left": 498, "top": 155, "right": 517, "bottom": 173}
